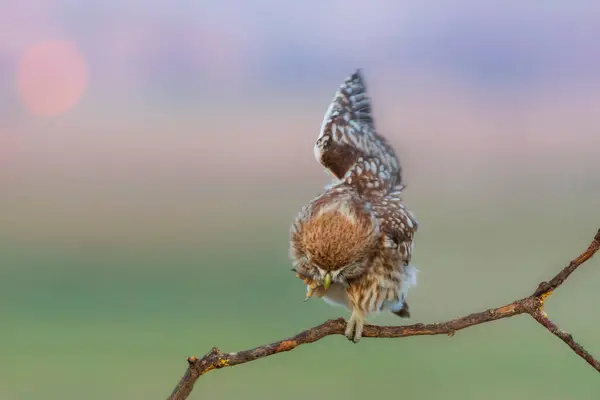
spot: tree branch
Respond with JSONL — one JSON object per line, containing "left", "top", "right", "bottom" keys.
{"left": 531, "top": 309, "right": 600, "bottom": 371}
{"left": 168, "top": 229, "right": 600, "bottom": 400}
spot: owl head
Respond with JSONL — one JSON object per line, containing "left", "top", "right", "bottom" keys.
{"left": 290, "top": 189, "right": 379, "bottom": 295}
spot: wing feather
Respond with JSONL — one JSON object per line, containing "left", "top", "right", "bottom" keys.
{"left": 314, "top": 70, "right": 402, "bottom": 187}
{"left": 340, "top": 156, "right": 397, "bottom": 199}
{"left": 372, "top": 189, "right": 418, "bottom": 261}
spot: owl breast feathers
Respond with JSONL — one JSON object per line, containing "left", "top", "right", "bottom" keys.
{"left": 289, "top": 70, "right": 419, "bottom": 343}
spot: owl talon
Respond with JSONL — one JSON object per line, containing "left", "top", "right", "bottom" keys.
{"left": 345, "top": 312, "right": 365, "bottom": 343}
{"left": 304, "top": 279, "right": 324, "bottom": 301}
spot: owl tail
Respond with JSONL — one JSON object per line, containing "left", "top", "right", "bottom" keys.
{"left": 391, "top": 301, "right": 410, "bottom": 318}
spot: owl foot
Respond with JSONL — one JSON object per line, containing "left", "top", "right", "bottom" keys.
{"left": 345, "top": 311, "right": 365, "bottom": 343}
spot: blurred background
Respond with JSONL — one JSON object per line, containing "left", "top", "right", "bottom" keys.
{"left": 2, "top": 1, "right": 600, "bottom": 399}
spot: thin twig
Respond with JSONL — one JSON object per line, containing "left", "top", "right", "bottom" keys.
{"left": 531, "top": 309, "right": 600, "bottom": 371}
{"left": 168, "top": 229, "right": 600, "bottom": 400}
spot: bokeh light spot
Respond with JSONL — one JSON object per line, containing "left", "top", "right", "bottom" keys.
{"left": 17, "top": 39, "right": 88, "bottom": 117}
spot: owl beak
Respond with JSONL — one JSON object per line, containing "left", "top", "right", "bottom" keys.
{"left": 323, "top": 272, "right": 332, "bottom": 292}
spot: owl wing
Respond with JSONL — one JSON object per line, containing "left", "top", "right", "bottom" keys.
{"left": 340, "top": 156, "right": 398, "bottom": 199}
{"left": 371, "top": 188, "right": 418, "bottom": 262}
{"left": 314, "top": 70, "right": 402, "bottom": 187}
{"left": 338, "top": 156, "right": 415, "bottom": 259}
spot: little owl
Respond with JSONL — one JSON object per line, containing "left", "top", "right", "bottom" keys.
{"left": 289, "top": 70, "right": 419, "bottom": 343}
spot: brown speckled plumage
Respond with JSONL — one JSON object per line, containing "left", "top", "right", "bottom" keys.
{"left": 289, "top": 70, "right": 419, "bottom": 342}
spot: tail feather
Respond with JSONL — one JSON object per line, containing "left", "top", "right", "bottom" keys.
{"left": 391, "top": 299, "right": 411, "bottom": 318}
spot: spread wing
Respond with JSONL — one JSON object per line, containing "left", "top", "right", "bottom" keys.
{"left": 314, "top": 69, "right": 402, "bottom": 188}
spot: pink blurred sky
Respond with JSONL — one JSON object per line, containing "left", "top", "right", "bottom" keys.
{"left": 1, "top": 1, "right": 600, "bottom": 187}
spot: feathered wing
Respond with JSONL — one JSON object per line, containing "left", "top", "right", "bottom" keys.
{"left": 340, "top": 155, "right": 417, "bottom": 270}
{"left": 340, "top": 156, "right": 417, "bottom": 258}
{"left": 372, "top": 187, "right": 418, "bottom": 318}
{"left": 371, "top": 188, "right": 418, "bottom": 257}
{"left": 340, "top": 156, "right": 396, "bottom": 199}
{"left": 314, "top": 70, "right": 402, "bottom": 187}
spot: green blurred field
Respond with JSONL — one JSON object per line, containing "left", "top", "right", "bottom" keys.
{"left": 2, "top": 168, "right": 599, "bottom": 399}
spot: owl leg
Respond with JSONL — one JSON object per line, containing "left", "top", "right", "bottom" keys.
{"left": 345, "top": 309, "right": 365, "bottom": 343}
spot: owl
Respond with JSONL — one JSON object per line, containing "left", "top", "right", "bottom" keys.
{"left": 289, "top": 70, "right": 419, "bottom": 343}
